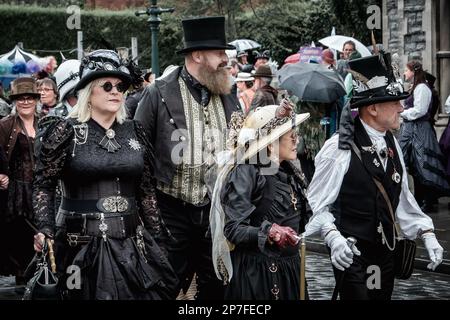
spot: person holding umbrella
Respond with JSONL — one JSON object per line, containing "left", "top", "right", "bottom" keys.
{"left": 305, "top": 53, "right": 443, "bottom": 300}
{"left": 237, "top": 51, "right": 253, "bottom": 73}
{"left": 209, "top": 101, "right": 310, "bottom": 300}
{"left": 277, "top": 62, "right": 347, "bottom": 180}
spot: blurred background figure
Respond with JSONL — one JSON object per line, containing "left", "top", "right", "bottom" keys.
{"left": 399, "top": 60, "right": 449, "bottom": 213}
{"left": 237, "top": 50, "right": 253, "bottom": 72}
{"left": 235, "top": 72, "right": 255, "bottom": 113}
{"left": 0, "top": 145, "right": 9, "bottom": 275}
{"left": 0, "top": 77, "right": 40, "bottom": 285}
{"left": 51, "top": 59, "right": 81, "bottom": 117}
{"left": 248, "top": 64, "right": 278, "bottom": 113}
{"left": 440, "top": 94, "right": 450, "bottom": 194}
{"left": 143, "top": 68, "right": 155, "bottom": 86}
{"left": 253, "top": 50, "right": 270, "bottom": 70}
{"left": 37, "top": 78, "right": 58, "bottom": 117}
{"left": 321, "top": 49, "right": 336, "bottom": 69}
{"left": 0, "top": 80, "right": 11, "bottom": 119}
{"left": 124, "top": 60, "right": 145, "bottom": 119}
{"left": 226, "top": 59, "right": 240, "bottom": 96}
{"left": 336, "top": 40, "right": 357, "bottom": 78}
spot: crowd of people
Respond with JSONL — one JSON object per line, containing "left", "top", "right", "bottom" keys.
{"left": 0, "top": 15, "right": 449, "bottom": 300}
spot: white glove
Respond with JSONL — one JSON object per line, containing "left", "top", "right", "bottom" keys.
{"left": 422, "top": 233, "right": 443, "bottom": 271}
{"left": 325, "top": 230, "right": 361, "bottom": 271}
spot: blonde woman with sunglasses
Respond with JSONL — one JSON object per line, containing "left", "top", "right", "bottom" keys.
{"left": 32, "top": 50, "right": 178, "bottom": 300}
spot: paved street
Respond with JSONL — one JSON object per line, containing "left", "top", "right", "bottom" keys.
{"left": 2, "top": 250, "right": 449, "bottom": 300}
{"left": 305, "top": 252, "right": 450, "bottom": 300}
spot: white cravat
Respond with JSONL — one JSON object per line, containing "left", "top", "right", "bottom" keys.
{"left": 360, "top": 119, "right": 388, "bottom": 170}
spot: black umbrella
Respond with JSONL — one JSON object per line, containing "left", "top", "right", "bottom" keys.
{"left": 277, "top": 63, "right": 346, "bottom": 103}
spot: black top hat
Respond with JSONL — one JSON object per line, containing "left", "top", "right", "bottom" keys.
{"left": 348, "top": 53, "right": 409, "bottom": 108}
{"left": 177, "top": 16, "right": 235, "bottom": 54}
{"left": 75, "top": 49, "right": 132, "bottom": 92}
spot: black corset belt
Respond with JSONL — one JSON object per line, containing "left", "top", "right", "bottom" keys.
{"left": 60, "top": 208, "right": 141, "bottom": 243}
{"left": 61, "top": 196, "right": 136, "bottom": 214}
{"left": 58, "top": 196, "right": 141, "bottom": 243}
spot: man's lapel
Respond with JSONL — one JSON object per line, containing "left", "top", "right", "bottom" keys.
{"left": 220, "top": 94, "right": 241, "bottom": 123}
{"left": 156, "top": 67, "right": 187, "bottom": 131}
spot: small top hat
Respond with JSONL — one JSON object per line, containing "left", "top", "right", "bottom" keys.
{"left": 9, "top": 77, "right": 41, "bottom": 101}
{"left": 177, "top": 16, "right": 235, "bottom": 54}
{"left": 75, "top": 49, "right": 132, "bottom": 92}
{"left": 348, "top": 53, "right": 409, "bottom": 108}
{"left": 253, "top": 64, "right": 273, "bottom": 78}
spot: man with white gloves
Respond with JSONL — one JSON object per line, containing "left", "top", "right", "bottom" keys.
{"left": 305, "top": 53, "right": 443, "bottom": 300}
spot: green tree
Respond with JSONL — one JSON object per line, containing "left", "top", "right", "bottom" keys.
{"left": 330, "top": 0, "right": 382, "bottom": 45}
{"left": 236, "top": 0, "right": 338, "bottom": 64}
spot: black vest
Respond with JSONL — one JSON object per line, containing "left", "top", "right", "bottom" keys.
{"left": 331, "top": 117, "right": 403, "bottom": 246}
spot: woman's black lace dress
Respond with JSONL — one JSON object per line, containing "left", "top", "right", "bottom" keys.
{"left": 33, "top": 118, "right": 178, "bottom": 300}
{"left": 221, "top": 162, "right": 311, "bottom": 300}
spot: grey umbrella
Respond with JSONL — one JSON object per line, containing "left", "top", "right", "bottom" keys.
{"left": 277, "top": 62, "right": 346, "bottom": 103}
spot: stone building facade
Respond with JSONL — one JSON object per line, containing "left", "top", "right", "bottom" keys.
{"left": 383, "top": 0, "right": 450, "bottom": 114}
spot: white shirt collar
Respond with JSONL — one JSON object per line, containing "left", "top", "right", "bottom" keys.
{"left": 360, "top": 118, "right": 386, "bottom": 139}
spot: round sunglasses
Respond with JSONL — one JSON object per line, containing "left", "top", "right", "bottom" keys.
{"left": 98, "top": 81, "right": 128, "bottom": 93}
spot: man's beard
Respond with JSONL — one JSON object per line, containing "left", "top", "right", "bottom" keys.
{"left": 197, "top": 62, "right": 231, "bottom": 95}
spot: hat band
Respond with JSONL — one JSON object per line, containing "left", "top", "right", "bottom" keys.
{"left": 183, "top": 39, "right": 231, "bottom": 49}
{"left": 353, "top": 83, "right": 404, "bottom": 100}
{"left": 57, "top": 72, "right": 79, "bottom": 91}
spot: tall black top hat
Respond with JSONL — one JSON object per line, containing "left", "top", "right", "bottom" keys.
{"left": 75, "top": 49, "right": 132, "bottom": 92}
{"left": 177, "top": 16, "right": 235, "bottom": 54}
{"left": 348, "top": 53, "right": 409, "bottom": 108}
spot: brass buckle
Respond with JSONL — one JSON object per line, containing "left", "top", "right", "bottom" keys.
{"left": 102, "top": 196, "right": 129, "bottom": 213}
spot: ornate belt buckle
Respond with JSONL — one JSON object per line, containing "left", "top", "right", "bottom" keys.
{"left": 67, "top": 233, "right": 79, "bottom": 247}
{"left": 102, "top": 196, "right": 129, "bottom": 213}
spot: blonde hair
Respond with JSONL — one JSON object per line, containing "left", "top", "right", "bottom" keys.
{"left": 68, "top": 78, "right": 127, "bottom": 124}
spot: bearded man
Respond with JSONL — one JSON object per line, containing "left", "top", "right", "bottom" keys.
{"left": 135, "top": 16, "right": 240, "bottom": 300}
